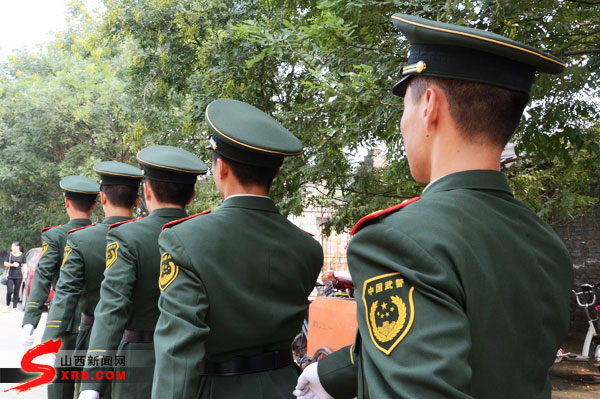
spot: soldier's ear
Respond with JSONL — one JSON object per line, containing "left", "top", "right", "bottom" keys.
{"left": 100, "top": 191, "right": 108, "bottom": 206}
{"left": 217, "top": 157, "right": 230, "bottom": 179}
{"left": 423, "top": 86, "right": 441, "bottom": 133}
{"left": 143, "top": 181, "right": 153, "bottom": 202}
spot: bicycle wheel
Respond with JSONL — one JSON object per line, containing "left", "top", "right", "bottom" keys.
{"left": 312, "top": 347, "right": 332, "bottom": 362}
{"left": 590, "top": 338, "right": 600, "bottom": 371}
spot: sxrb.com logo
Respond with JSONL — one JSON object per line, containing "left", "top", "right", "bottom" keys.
{"left": 5, "top": 339, "right": 61, "bottom": 394}
{"left": 4, "top": 339, "right": 125, "bottom": 393}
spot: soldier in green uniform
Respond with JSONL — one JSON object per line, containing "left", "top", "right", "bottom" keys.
{"left": 294, "top": 14, "right": 573, "bottom": 399}
{"left": 78, "top": 146, "right": 207, "bottom": 399}
{"left": 151, "top": 99, "right": 323, "bottom": 399}
{"left": 41, "top": 161, "right": 143, "bottom": 397}
{"left": 22, "top": 175, "right": 100, "bottom": 399}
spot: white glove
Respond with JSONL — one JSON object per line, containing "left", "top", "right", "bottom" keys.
{"left": 78, "top": 390, "right": 100, "bottom": 399}
{"left": 293, "top": 362, "right": 333, "bottom": 399}
{"left": 22, "top": 324, "right": 35, "bottom": 346}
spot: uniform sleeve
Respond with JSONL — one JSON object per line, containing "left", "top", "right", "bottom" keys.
{"left": 23, "top": 234, "right": 60, "bottom": 328}
{"left": 80, "top": 231, "right": 136, "bottom": 394}
{"left": 41, "top": 237, "right": 84, "bottom": 342}
{"left": 348, "top": 222, "right": 473, "bottom": 399}
{"left": 318, "top": 344, "right": 358, "bottom": 399}
{"left": 152, "top": 228, "right": 210, "bottom": 399}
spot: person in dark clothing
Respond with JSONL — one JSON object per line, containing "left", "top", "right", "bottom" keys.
{"left": 3, "top": 241, "right": 27, "bottom": 312}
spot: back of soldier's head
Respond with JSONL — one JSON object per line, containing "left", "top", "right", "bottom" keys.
{"left": 136, "top": 145, "right": 208, "bottom": 208}
{"left": 205, "top": 98, "right": 303, "bottom": 192}
{"left": 408, "top": 76, "right": 529, "bottom": 147}
{"left": 101, "top": 184, "right": 140, "bottom": 209}
{"left": 391, "top": 14, "right": 564, "bottom": 148}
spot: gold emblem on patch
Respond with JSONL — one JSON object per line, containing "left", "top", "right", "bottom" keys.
{"left": 106, "top": 242, "right": 120, "bottom": 270}
{"left": 61, "top": 246, "right": 72, "bottom": 268}
{"left": 363, "top": 272, "right": 415, "bottom": 355}
{"left": 41, "top": 241, "right": 49, "bottom": 257}
{"left": 158, "top": 252, "right": 178, "bottom": 291}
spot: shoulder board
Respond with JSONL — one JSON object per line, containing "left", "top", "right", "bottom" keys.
{"left": 41, "top": 224, "right": 63, "bottom": 233}
{"left": 67, "top": 224, "right": 96, "bottom": 235}
{"left": 350, "top": 197, "right": 421, "bottom": 236}
{"left": 162, "top": 210, "right": 211, "bottom": 231}
{"left": 109, "top": 217, "right": 143, "bottom": 231}
{"left": 302, "top": 229, "right": 315, "bottom": 237}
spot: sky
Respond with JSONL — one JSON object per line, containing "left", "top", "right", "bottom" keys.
{"left": 0, "top": 0, "right": 102, "bottom": 62}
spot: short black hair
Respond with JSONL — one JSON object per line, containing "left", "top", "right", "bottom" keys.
{"left": 69, "top": 198, "right": 96, "bottom": 212}
{"left": 101, "top": 184, "right": 139, "bottom": 208}
{"left": 144, "top": 179, "right": 195, "bottom": 208}
{"left": 408, "top": 76, "right": 530, "bottom": 147}
{"left": 212, "top": 152, "right": 278, "bottom": 190}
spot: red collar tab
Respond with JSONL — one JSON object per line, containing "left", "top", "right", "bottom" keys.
{"left": 108, "top": 217, "right": 142, "bottom": 231}
{"left": 162, "top": 210, "right": 211, "bottom": 231}
{"left": 350, "top": 197, "right": 421, "bottom": 236}
{"left": 67, "top": 224, "right": 96, "bottom": 235}
{"left": 303, "top": 229, "right": 315, "bottom": 237}
{"left": 41, "top": 224, "right": 63, "bottom": 233}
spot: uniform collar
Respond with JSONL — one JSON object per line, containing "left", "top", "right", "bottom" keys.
{"left": 66, "top": 218, "right": 92, "bottom": 228}
{"left": 220, "top": 195, "right": 279, "bottom": 213}
{"left": 225, "top": 193, "right": 271, "bottom": 200}
{"left": 102, "top": 216, "right": 133, "bottom": 225}
{"left": 148, "top": 207, "right": 188, "bottom": 218}
{"left": 421, "top": 170, "right": 513, "bottom": 197}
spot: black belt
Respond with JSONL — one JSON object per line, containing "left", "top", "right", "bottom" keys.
{"left": 80, "top": 312, "right": 94, "bottom": 326}
{"left": 198, "top": 350, "right": 293, "bottom": 376}
{"left": 123, "top": 329, "right": 154, "bottom": 343}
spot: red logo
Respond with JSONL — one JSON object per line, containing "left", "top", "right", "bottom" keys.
{"left": 4, "top": 339, "right": 62, "bottom": 393}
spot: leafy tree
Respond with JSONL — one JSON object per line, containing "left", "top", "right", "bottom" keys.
{"left": 100, "top": 0, "right": 599, "bottom": 233}
{"left": 0, "top": 2, "right": 220, "bottom": 250}
{"left": 1, "top": 0, "right": 598, "bottom": 250}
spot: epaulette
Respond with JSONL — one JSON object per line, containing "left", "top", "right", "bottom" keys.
{"left": 109, "top": 217, "right": 142, "bottom": 231}
{"left": 67, "top": 224, "right": 96, "bottom": 235}
{"left": 302, "top": 229, "right": 315, "bottom": 237}
{"left": 350, "top": 197, "right": 421, "bottom": 236}
{"left": 41, "top": 224, "right": 62, "bottom": 233}
{"left": 162, "top": 210, "right": 211, "bottom": 231}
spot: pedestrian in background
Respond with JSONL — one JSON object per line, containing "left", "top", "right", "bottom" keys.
{"left": 3, "top": 241, "right": 27, "bottom": 312}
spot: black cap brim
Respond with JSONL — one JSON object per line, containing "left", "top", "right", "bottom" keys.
{"left": 392, "top": 75, "right": 413, "bottom": 97}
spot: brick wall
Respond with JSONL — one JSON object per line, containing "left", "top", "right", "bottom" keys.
{"left": 552, "top": 204, "right": 600, "bottom": 337}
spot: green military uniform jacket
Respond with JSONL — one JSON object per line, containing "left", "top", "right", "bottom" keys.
{"left": 23, "top": 218, "right": 91, "bottom": 330}
{"left": 41, "top": 216, "right": 132, "bottom": 348}
{"left": 153, "top": 195, "right": 323, "bottom": 399}
{"left": 319, "top": 170, "right": 573, "bottom": 399}
{"left": 80, "top": 208, "right": 187, "bottom": 397}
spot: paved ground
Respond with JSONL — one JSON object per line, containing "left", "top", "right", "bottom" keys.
{"left": 550, "top": 336, "right": 600, "bottom": 398}
{"left": 0, "top": 283, "right": 48, "bottom": 399}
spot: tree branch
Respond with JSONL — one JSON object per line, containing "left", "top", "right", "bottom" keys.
{"left": 559, "top": 49, "right": 600, "bottom": 57}
{"left": 564, "top": 0, "right": 600, "bottom": 5}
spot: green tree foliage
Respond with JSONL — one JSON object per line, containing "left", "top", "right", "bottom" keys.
{"left": 101, "top": 0, "right": 599, "bottom": 233}
{"left": 0, "top": 0, "right": 598, "bottom": 249}
{"left": 0, "top": 3, "right": 219, "bottom": 250}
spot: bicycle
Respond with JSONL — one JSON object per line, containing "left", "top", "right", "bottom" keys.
{"left": 292, "top": 272, "right": 356, "bottom": 369}
{"left": 555, "top": 282, "right": 600, "bottom": 372}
